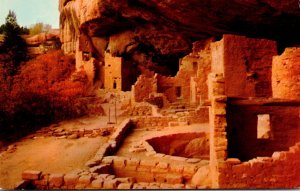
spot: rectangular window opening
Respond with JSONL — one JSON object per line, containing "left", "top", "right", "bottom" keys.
{"left": 257, "top": 114, "right": 272, "bottom": 139}
{"left": 176, "top": 87, "right": 182, "bottom": 98}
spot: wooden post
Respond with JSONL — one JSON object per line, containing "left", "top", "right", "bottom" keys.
{"left": 115, "top": 96, "right": 117, "bottom": 124}
{"left": 108, "top": 107, "right": 111, "bottom": 124}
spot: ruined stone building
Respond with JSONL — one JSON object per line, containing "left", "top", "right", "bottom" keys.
{"left": 104, "top": 52, "right": 123, "bottom": 91}
{"left": 53, "top": 0, "right": 300, "bottom": 189}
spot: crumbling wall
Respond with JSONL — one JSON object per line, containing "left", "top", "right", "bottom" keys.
{"left": 133, "top": 116, "right": 177, "bottom": 129}
{"left": 226, "top": 104, "right": 300, "bottom": 161}
{"left": 194, "top": 42, "right": 212, "bottom": 102}
{"left": 211, "top": 35, "right": 277, "bottom": 98}
{"left": 132, "top": 75, "right": 157, "bottom": 103}
{"left": 108, "top": 156, "right": 199, "bottom": 184}
{"left": 272, "top": 47, "right": 300, "bottom": 99}
{"left": 156, "top": 39, "right": 212, "bottom": 104}
{"left": 120, "top": 102, "right": 156, "bottom": 117}
{"left": 157, "top": 75, "right": 177, "bottom": 103}
{"left": 185, "top": 107, "right": 209, "bottom": 124}
{"left": 156, "top": 70, "right": 193, "bottom": 104}
{"left": 219, "top": 142, "right": 300, "bottom": 188}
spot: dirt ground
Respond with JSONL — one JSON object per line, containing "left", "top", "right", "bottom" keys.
{"left": 0, "top": 116, "right": 113, "bottom": 189}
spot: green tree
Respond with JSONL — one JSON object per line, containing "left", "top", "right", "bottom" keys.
{"left": 0, "top": 25, "right": 4, "bottom": 34}
{"left": 0, "top": 10, "right": 27, "bottom": 77}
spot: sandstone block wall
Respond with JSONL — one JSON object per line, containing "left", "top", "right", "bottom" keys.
{"left": 272, "top": 47, "right": 300, "bottom": 99}
{"left": 226, "top": 104, "right": 300, "bottom": 161}
{"left": 157, "top": 75, "right": 178, "bottom": 103}
{"left": 207, "top": 73, "right": 228, "bottom": 188}
{"left": 219, "top": 142, "right": 300, "bottom": 188}
{"left": 156, "top": 40, "right": 212, "bottom": 105}
{"left": 186, "top": 107, "right": 209, "bottom": 124}
{"left": 211, "top": 35, "right": 277, "bottom": 98}
{"left": 121, "top": 103, "right": 153, "bottom": 117}
{"left": 157, "top": 70, "right": 193, "bottom": 104}
{"left": 104, "top": 52, "right": 123, "bottom": 91}
{"left": 133, "top": 116, "right": 176, "bottom": 129}
{"left": 132, "top": 75, "right": 157, "bottom": 103}
{"left": 105, "top": 156, "right": 201, "bottom": 184}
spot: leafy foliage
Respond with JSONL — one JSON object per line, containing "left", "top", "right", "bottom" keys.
{"left": 29, "top": 23, "right": 52, "bottom": 36}
{"left": 0, "top": 50, "right": 89, "bottom": 141}
{"left": 0, "top": 10, "right": 28, "bottom": 76}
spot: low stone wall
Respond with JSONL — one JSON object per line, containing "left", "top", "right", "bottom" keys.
{"left": 120, "top": 102, "right": 157, "bottom": 117}
{"left": 32, "top": 126, "right": 114, "bottom": 139}
{"left": 219, "top": 142, "right": 300, "bottom": 188}
{"left": 101, "top": 155, "right": 203, "bottom": 184}
{"left": 133, "top": 116, "right": 177, "bottom": 129}
{"left": 16, "top": 119, "right": 134, "bottom": 190}
{"left": 85, "top": 119, "right": 134, "bottom": 167}
{"left": 16, "top": 166, "right": 203, "bottom": 190}
{"left": 132, "top": 106, "right": 209, "bottom": 130}
{"left": 16, "top": 169, "right": 135, "bottom": 189}
{"left": 176, "top": 107, "right": 209, "bottom": 124}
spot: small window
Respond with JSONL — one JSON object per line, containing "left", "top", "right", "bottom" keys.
{"left": 82, "top": 52, "right": 90, "bottom": 61}
{"left": 257, "top": 114, "right": 272, "bottom": 139}
{"left": 113, "top": 81, "right": 117, "bottom": 89}
{"left": 176, "top": 87, "right": 181, "bottom": 98}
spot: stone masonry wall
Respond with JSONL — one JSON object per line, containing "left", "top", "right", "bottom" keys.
{"left": 133, "top": 116, "right": 177, "bottom": 129}
{"left": 104, "top": 52, "right": 123, "bottom": 91}
{"left": 194, "top": 39, "right": 212, "bottom": 101}
{"left": 207, "top": 73, "right": 228, "bottom": 188}
{"left": 211, "top": 35, "right": 277, "bottom": 98}
{"left": 219, "top": 142, "right": 300, "bottom": 188}
{"left": 132, "top": 74, "right": 157, "bottom": 103}
{"left": 272, "top": 47, "right": 300, "bottom": 99}
{"left": 103, "top": 155, "right": 200, "bottom": 184}
{"left": 226, "top": 104, "right": 300, "bottom": 161}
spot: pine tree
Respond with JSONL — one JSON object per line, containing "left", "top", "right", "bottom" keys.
{"left": 0, "top": 10, "right": 28, "bottom": 76}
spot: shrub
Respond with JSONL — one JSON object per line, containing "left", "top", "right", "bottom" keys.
{"left": 0, "top": 50, "right": 89, "bottom": 141}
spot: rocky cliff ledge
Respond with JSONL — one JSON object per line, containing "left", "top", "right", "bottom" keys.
{"left": 59, "top": 0, "right": 300, "bottom": 79}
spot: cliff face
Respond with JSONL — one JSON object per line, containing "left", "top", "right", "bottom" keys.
{"left": 59, "top": 0, "right": 300, "bottom": 80}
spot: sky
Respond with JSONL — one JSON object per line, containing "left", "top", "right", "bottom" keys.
{"left": 0, "top": 0, "right": 59, "bottom": 29}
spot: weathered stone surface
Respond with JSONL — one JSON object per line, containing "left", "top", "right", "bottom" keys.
{"left": 49, "top": 173, "right": 64, "bottom": 187}
{"left": 272, "top": 47, "right": 300, "bottom": 99}
{"left": 117, "top": 183, "right": 133, "bottom": 189}
{"left": 103, "top": 179, "right": 118, "bottom": 189}
{"left": 78, "top": 175, "right": 92, "bottom": 186}
{"left": 191, "top": 165, "right": 211, "bottom": 186}
{"left": 64, "top": 173, "right": 79, "bottom": 186}
{"left": 22, "top": 170, "right": 42, "bottom": 180}
{"left": 166, "top": 174, "right": 183, "bottom": 184}
{"left": 91, "top": 179, "right": 103, "bottom": 188}
{"left": 90, "top": 164, "right": 112, "bottom": 174}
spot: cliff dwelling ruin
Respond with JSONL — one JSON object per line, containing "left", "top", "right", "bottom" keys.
{"left": 1, "top": 0, "right": 300, "bottom": 190}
